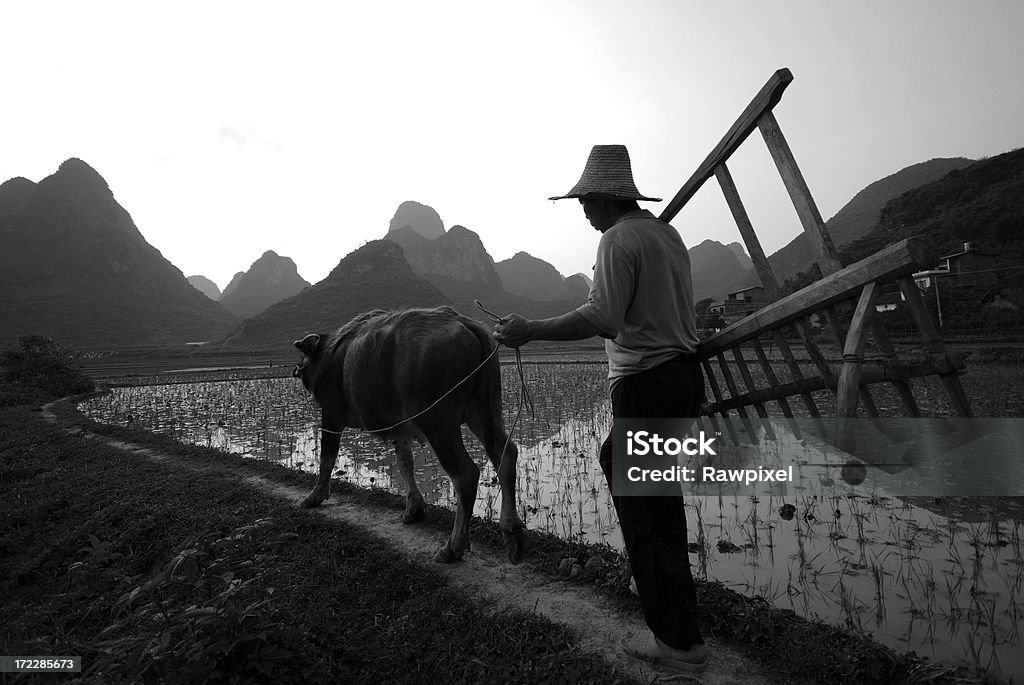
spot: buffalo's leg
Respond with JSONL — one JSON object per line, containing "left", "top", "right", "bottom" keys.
{"left": 424, "top": 426, "right": 479, "bottom": 563}
{"left": 469, "top": 416, "right": 527, "bottom": 564}
{"left": 394, "top": 439, "right": 425, "bottom": 523}
{"left": 299, "top": 427, "right": 341, "bottom": 508}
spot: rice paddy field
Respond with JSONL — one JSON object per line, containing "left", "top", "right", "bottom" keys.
{"left": 80, "top": 352, "right": 1024, "bottom": 682}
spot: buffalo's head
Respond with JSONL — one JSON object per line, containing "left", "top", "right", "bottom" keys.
{"left": 292, "top": 333, "right": 324, "bottom": 390}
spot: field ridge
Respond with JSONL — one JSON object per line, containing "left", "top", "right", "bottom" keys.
{"left": 37, "top": 399, "right": 774, "bottom": 684}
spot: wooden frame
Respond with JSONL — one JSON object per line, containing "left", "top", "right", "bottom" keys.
{"left": 668, "top": 69, "right": 973, "bottom": 444}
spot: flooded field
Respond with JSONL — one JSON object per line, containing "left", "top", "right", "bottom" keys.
{"left": 81, "top": 361, "right": 1024, "bottom": 681}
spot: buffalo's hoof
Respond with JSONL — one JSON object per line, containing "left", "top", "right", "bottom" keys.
{"left": 503, "top": 529, "right": 528, "bottom": 564}
{"left": 434, "top": 544, "right": 458, "bottom": 563}
{"left": 434, "top": 539, "right": 469, "bottom": 563}
{"left": 402, "top": 506, "right": 426, "bottom": 524}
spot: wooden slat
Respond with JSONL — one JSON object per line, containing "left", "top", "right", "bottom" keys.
{"left": 771, "top": 328, "right": 824, "bottom": 422}
{"left": 795, "top": 318, "right": 838, "bottom": 414}
{"left": 868, "top": 320, "right": 922, "bottom": 417}
{"left": 750, "top": 339, "right": 800, "bottom": 432}
{"left": 701, "top": 358, "right": 739, "bottom": 444}
{"left": 701, "top": 412, "right": 724, "bottom": 442}
{"left": 660, "top": 68, "right": 794, "bottom": 223}
{"left": 699, "top": 237, "right": 931, "bottom": 357}
{"left": 714, "top": 163, "right": 781, "bottom": 298}
{"left": 732, "top": 346, "right": 777, "bottom": 439}
{"left": 758, "top": 111, "right": 844, "bottom": 276}
{"left": 898, "top": 277, "right": 973, "bottom": 418}
{"left": 704, "top": 357, "right": 961, "bottom": 414}
{"left": 716, "top": 353, "right": 759, "bottom": 440}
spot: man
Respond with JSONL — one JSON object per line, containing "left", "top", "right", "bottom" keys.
{"left": 493, "top": 144, "right": 708, "bottom": 674}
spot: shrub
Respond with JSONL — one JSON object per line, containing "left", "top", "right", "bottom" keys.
{"left": 0, "top": 335, "right": 94, "bottom": 407}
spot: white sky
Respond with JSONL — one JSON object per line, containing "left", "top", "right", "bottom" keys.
{"left": 3, "top": 1, "right": 1022, "bottom": 289}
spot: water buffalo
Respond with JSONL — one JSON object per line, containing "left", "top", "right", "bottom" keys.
{"left": 292, "top": 306, "right": 526, "bottom": 564}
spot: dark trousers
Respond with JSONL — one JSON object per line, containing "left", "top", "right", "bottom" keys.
{"left": 599, "top": 354, "right": 704, "bottom": 650}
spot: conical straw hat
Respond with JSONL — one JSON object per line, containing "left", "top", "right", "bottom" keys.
{"left": 549, "top": 144, "right": 662, "bottom": 202}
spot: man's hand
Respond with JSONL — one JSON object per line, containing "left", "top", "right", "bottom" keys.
{"left": 493, "top": 314, "right": 533, "bottom": 348}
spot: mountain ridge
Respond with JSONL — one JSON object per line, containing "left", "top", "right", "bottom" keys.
{"left": 0, "top": 158, "right": 236, "bottom": 349}
{"left": 219, "top": 250, "right": 310, "bottom": 320}
{"left": 693, "top": 157, "right": 976, "bottom": 299}
{"left": 222, "top": 240, "right": 451, "bottom": 353}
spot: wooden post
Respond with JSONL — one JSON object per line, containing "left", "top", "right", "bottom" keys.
{"left": 825, "top": 305, "right": 880, "bottom": 418}
{"left": 758, "top": 111, "right": 844, "bottom": 277}
{"left": 836, "top": 283, "right": 880, "bottom": 449}
{"left": 715, "top": 163, "right": 781, "bottom": 298}
{"left": 661, "top": 69, "right": 794, "bottom": 223}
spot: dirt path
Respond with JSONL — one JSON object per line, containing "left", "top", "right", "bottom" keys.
{"left": 43, "top": 403, "right": 774, "bottom": 684}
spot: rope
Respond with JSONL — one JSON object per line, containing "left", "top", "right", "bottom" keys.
{"left": 474, "top": 301, "right": 535, "bottom": 470}
{"left": 304, "top": 301, "right": 534, "bottom": 443}
{"left": 317, "top": 344, "right": 500, "bottom": 435}
{"left": 818, "top": 342, "right": 943, "bottom": 365}
{"left": 296, "top": 305, "right": 537, "bottom": 512}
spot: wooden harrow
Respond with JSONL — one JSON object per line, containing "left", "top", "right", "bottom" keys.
{"left": 662, "top": 69, "right": 972, "bottom": 447}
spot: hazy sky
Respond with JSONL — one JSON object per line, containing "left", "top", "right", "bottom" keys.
{"left": 3, "top": 1, "right": 1022, "bottom": 289}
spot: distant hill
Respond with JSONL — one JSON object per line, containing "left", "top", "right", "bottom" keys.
{"left": 0, "top": 159, "right": 236, "bottom": 349}
{"left": 222, "top": 240, "right": 451, "bottom": 353}
{"left": 694, "top": 157, "right": 976, "bottom": 299}
{"left": 842, "top": 148, "right": 1024, "bottom": 266}
{"left": 688, "top": 239, "right": 754, "bottom": 301}
{"left": 188, "top": 275, "right": 221, "bottom": 300}
{"left": 829, "top": 157, "right": 975, "bottom": 246}
{"left": 831, "top": 148, "right": 1024, "bottom": 332}
{"left": 495, "top": 252, "right": 590, "bottom": 302}
{"left": 383, "top": 203, "right": 588, "bottom": 319}
{"left": 221, "top": 271, "right": 245, "bottom": 300}
{"left": 389, "top": 200, "right": 444, "bottom": 239}
{"left": 763, "top": 157, "right": 974, "bottom": 286}
{"left": 386, "top": 223, "right": 505, "bottom": 288}
{"left": 219, "top": 250, "right": 310, "bottom": 320}
{"left": 726, "top": 242, "right": 753, "bottom": 270}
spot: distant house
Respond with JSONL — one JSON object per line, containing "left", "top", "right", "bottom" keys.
{"left": 939, "top": 242, "right": 999, "bottom": 287}
{"left": 913, "top": 268, "right": 948, "bottom": 291}
{"left": 874, "top": 291, "right": 903, "bottom": 313}
{"left": 710, "top": 285, "right": 769, "bottom": 324}
{"left": 913, "top": 242, "right": 999, "bottom": 289}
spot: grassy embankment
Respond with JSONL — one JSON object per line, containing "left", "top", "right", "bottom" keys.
{"left": 1, "top": 402, "right": 628, "bottom": 684}
{"left": 0, "top": 338, "right": 1002, "bottom": 684}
